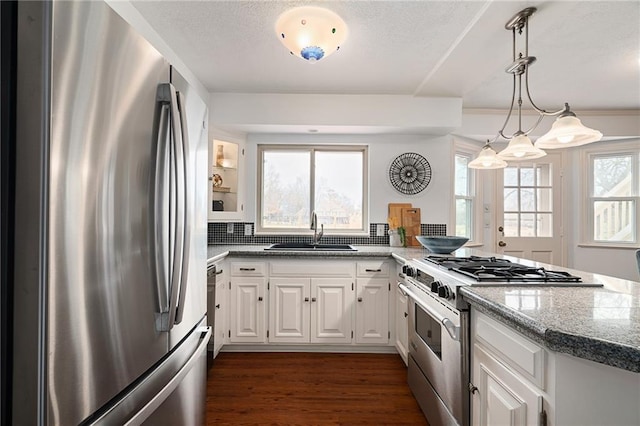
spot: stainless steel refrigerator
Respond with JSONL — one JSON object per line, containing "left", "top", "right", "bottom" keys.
{"left": 4, "top": 1, "right": 210, "bottom": 424}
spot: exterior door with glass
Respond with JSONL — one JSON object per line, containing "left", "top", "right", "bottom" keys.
{"left": 496, "top": 153, "right": 563, "bottom": 265}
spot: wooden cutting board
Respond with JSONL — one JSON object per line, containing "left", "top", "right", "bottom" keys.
{"left": 388, "top": 203, "right": 412, "bottom": 229}
{"left": 401, "top": 207, "right": 421, "bottom": 246}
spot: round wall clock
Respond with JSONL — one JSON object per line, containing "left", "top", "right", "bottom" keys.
{"left": 388, "top": 152, "right": 432, "bottom": 195}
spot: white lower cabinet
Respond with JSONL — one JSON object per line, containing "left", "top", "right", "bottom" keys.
{"left": 395, "top": 284, "right": 408, "bottom": 365}
{"left": 268, "top": 265, "right": 354, "bottom": 344}
{"left": 354, "top": 278, "right": 389, "bottom": 344}
{"left": 471, "top": 308, "right": 640, "bottom": 426}
{"left": 212, "top": 261, "right": 228, "bottom": 357}
{"left": 473, "top": 345, "right": 543, "bottom": 426}
{"left": 229, "top": 262, "right": 267, "bottom": 343}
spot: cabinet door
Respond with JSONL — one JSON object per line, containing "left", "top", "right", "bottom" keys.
{"left": 395, "top": 286, "right": 408, "bottom": 364}
{"left": 206, "top": 283, "right": 216, "bottom": 352}
{"left": 269, "top": 278, "right": 310, "bottom": 343}
{"left": 472, "top": 345, "right": 543, "bottom": 426}
{"left": 229, "top": 277, "right": 267, "bottom": 343}
{"left": 311, "top": 278, "right": 353, "bottom": 344}
{"left": 355, "top": 278, "right": 389, "bottom": 344}
{"left": 213, "top": 273, "right": 227, "bottom": 357}
{"left": 208, "top": 138, "right": 245, "bottom": 221}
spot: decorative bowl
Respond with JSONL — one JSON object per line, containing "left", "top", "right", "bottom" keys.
{"left": 416, "top": 236, "right": 469, "bottom": 254}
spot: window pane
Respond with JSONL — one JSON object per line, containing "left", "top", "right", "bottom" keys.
{"left": 520, "top": 188, "right": 535, "bottom": 212}
{"left": 593, "top": 200, "right": 634, "bottom": 242}
{"left": 537, "top": 164, "right": 552, "bottom": 186}
{"left": 455, "top": 199, "right": 472, "bottom": 238}
{"left": 593, "top": 155, "right": 632, "bottom": 197}
{"left": 504, "top": 167, "right": 518, "bottom": 186}
{"left": 504, "top": 213, "right": 519, "bottom": 237}
{"left": 537, "top": 188, "right": 552, "bottom": 211}
{"left": 262, "top": 151, "right": 310, "bottom": 228}
{"left": 315, "top": 151, "right": 363, "bottom": 229}
{"left": 537, "top": 214, "right": 553, "bottom": 237}
{"left": 504, "top": 188, "right": 518, "bottom": 211}
{"left": 520, "top": 213, "right": 535, "bottom": 236}
{"left": 520, "top": 167, "right": 535, "bottom": 186}
{"left": 455, "top": 155, "right": 469, "bottom": 196}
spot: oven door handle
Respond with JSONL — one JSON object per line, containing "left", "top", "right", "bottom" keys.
{"left": 398, "top": 283, "right": 460, "bottom": 342}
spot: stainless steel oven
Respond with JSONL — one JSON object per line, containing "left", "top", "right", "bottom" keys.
{"left": 399, "top": 264, "right": 469, "bottom": 426}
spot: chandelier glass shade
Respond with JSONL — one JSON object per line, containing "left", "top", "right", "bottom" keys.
{"left": 468, "top": 143, "right": 508, "bottom": 169}
{"left": 275, "top": 6, "right": 348, "bottom": 63}
{"left": 470, "top": 7, "right": 602, "bottom": 169}
{"left": 497, "top": 133, "right": 546, "bottom": 160}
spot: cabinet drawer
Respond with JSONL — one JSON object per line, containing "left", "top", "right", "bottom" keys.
{"left": 356, "top": 261, "right": 389, "bottom": 277}
{"left": 475, "top": 312, "right": 545, "bottom": 389}
{"left": 230, "top": 261, "right": 267, "bottom": 276}
{"left": 270, "top": 261, "right": 354, "bottom": 277}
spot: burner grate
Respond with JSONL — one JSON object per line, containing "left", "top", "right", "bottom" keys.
{"left": 453, "top": 266, "right": 582, "bottom": 282}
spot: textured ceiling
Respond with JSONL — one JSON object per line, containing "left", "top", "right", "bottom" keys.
{"left": 131, "top": 1, "right": 640, "bottom": 111}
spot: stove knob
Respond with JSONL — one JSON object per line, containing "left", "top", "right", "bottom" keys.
{"left": 438, "top": 284, "right": 452, "bottom": 300}
{"left": 430, "top": 281, "right": 440, "bottom": 293}
{"left": 405, "top": 266, "right": 416, "bottom": 277}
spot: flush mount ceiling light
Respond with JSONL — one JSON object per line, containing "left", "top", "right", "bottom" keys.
{"left": 275, "top": 6, "right": 348, "bottom": 63}
{"left": 471, "top": 7, "right": 602, "bottom": 169}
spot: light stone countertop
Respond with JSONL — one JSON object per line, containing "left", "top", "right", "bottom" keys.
{"left": 206, "top": 244, "right": 640, "bottom": 373}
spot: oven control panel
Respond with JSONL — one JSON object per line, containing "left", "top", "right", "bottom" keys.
{"left": 403, "top": 261, "right": 464, "bottom": 306}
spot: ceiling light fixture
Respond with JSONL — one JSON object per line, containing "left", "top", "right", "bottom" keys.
{"left": 471, "top": 7, "right": 602, "bottom": 169}
{"left": 275, "top": 6, "right": 348, "bottom": 63}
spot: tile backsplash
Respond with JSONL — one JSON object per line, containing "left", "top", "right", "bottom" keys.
{"left": 208, "top": 222, "right": 446, "bottom": 245}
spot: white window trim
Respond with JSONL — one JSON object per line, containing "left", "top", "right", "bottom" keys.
{"left": 453, "top": 141, "right": 483, "bottom": 245}
{"left": 581, "top": 140, "right": 640, "bottom": 248}
{"left": 255, "top": 144, "right": 369, "bottom": 236}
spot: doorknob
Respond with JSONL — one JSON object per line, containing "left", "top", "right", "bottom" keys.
{"left": 498, "top": 241, "right": 507, "bottom": 247}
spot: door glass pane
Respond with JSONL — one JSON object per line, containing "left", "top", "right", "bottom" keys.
{"left": 504, "top": 167, "right": 518, "bottom": 186}
{"left": 593, "top": 155, "right": 632, "bottom": 197}
{"left": 262, "top": 151, "right": 310, "bottom": 228}
{"left": 504, "top": 213, "right": 519, "bottom": 237}
{"left": 455, "top": 199, "right": 472, "bottom": 238}
{"left": 315, "top": 151, "right": 363, "bottom": 230}
{"left": 504, "top": 188, "right": 518, "bottom": 211}
{"left": 520, "top": 213, "right": 535, "bottom": 236}
{"left": 593, "top": 200, "right": 634, "bottom": 242}
{"left": 537, "top": 214, "right": 553, "bottom": 237}
{"left": 520, "top": 188, "right": 535, "bottom": 211}
{"left": 520, "top": 167, "right": 535, "bottom": 186}
{"left": 537, "top": 188, "right": 552, "bottom": 211}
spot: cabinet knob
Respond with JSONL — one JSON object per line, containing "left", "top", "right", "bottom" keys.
{"left": 258, "top": 296, "right": 263, "bottom": 302}
{"left": 468, "top": 383, "right": 479, "bottom": 394}
{"left": 404, "top": 312, "right": 408, "bottom": 318}
{"left": 357, "top": 297, "right": 363, "bottom": 302}
{"left": 215, "top": 304, "right": 220, "bottom": 309}
{"left": 304, "top": 297, "right": 310, "bottom": 302}
{"left": 311, "top": 297, "right": 317, "bottom": 302}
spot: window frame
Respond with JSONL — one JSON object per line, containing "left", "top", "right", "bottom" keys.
{"left": 256, "top": 144, "right": 369, "bottom": 236}
{"left": 453, "top": 141, "right": 482, "bottom": 245}
{"left": 582, "top": 141, "right": 640, "bottom": 247}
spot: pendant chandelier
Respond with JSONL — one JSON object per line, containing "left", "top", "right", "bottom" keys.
{"left": 471, "top": 7, "right": 602, "bottom": 169}
{"left": 275, "top": 6, "right": 348, "bottom": 63}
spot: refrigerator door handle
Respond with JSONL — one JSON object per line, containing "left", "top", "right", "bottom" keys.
{"left": 123, "top": 326, "right": 211, "bottom": 426}
{"left": 153, "top": 94, "right": 171, "bottom": 331}
{"left": 154, "top": 83, "right": 185, "bottom": 332}
{"left": 173, "top": 91, "right": 190, "bottom": 325}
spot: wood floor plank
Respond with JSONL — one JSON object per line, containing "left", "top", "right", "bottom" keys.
{"left": 206, "top": 352, "right": 429, "bottom": 425}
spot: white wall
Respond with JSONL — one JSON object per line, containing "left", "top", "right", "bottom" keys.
{"left": 243, "top": 133, "right": 454, "bottom": 228}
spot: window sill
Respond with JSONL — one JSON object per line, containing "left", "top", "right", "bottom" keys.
{"left": 577, "top": 243, "right": 639, "bottom": 250}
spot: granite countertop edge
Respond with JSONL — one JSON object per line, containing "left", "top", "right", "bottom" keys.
{"left": 460, "top": 288, "right": 640, "bottom": 373}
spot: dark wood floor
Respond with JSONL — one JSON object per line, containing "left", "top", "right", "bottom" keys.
{"left": 206, "top": 352, "right": 429, "bottom": 425}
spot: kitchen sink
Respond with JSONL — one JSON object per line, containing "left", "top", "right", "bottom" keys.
{"left": 265, "top": 242, "right": 356, "bottom": 251}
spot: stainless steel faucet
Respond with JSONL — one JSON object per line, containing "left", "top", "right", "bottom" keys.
{"left": 310, "top": 211, "right": 324, "bottom": 244}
